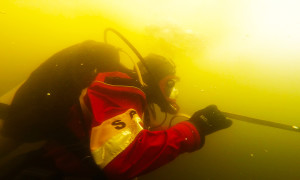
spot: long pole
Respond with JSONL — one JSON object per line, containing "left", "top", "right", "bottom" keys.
{"left": 222, "top": 112, "right": 300, "bottom": 133}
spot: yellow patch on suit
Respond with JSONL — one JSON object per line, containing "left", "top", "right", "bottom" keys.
{"left": 90, "top": 109, "right": 143, "bottom": 168}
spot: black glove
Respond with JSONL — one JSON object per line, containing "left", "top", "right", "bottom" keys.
{"left": 189, "top": 105, "right": 232, "bottom": 136}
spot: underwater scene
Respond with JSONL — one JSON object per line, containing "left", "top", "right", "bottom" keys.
{"left": 0, "top": 0, "right": 299, "bottom": 179}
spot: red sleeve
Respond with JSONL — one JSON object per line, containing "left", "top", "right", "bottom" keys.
{"left": 104, "top": 121, "right": 203, "bottom": 180}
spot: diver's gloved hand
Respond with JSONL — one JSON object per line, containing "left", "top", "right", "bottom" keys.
{"left": 189, "top": 105, "right": 232, "bottom": 136}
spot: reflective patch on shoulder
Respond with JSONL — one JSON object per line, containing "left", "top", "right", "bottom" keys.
{"left": 90, "top": 109, "right": 143, "bottom": 168}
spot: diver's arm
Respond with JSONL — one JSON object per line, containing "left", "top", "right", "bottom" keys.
{"left": 102, "top": 105, "right": 232, "bottom": 180}
{"left": 85, "top": 72, "right": 204, "bottom": 180}
{"left": 103, "top": 121, "right": 202, "bottom": 180}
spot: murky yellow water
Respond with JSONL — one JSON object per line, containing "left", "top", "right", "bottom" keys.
{"left": 1, "top": 0, "right": 299, "bottom": 179}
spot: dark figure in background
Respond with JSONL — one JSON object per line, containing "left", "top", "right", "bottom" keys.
{"left": 0, "top": 40, "right": 232, "bottom": 180}
{"left": 3, "top": 41, "right": 121, "bottom": 142}
{"left": 0, "top": 41, "right": 120, "bottom": 179}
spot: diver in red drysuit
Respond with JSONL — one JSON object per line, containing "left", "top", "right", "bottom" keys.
{"left": 72, "top": 53, "right": 232, "bottom": 180}
{"left": 0, "top": 41, "right": 232, "bottom": 180}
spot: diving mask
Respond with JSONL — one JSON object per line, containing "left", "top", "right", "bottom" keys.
{"left": 159, "top": 75, "right": 180, "bottom": 113}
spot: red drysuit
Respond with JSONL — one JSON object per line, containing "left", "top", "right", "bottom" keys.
{"left": 75, "top": 72, "right": 203, "bottom": 180}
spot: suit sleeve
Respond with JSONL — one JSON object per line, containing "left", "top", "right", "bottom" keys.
{"left": 86, "top": 73, "right": 204, "bottom": 180}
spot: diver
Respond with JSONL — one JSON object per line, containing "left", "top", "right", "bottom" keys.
{"left": 0, "top": 33, "right": 232, "bottom": 179}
